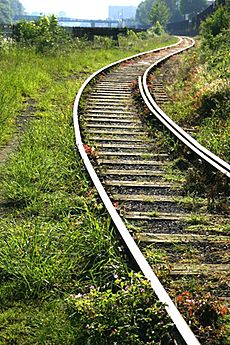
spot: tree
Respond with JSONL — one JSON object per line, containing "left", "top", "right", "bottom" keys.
{"left": 168, "top": 0, "right": 183, "bottom": 22}
{"left": 200, "top": 3, "right": 230, "bottom": 50}
{"left": 136, "top": 0, "right": 155, "bottom": 25}
{"left": 180, "top": 0, "right": 208, "bottom": 17}
{"left": 149, "top": 0, "right": 170, "bottom": 27}
{"left": 0, "top": 0, "right": 11, "bottom": 23}
{"left": 136, "top": 0, "right": 183, "bottom": 26}
{"left": 11, "top": 0, "right": 24, "bottom": 16}
{"left": 0, "top": 0, "right": 24, "bottom": 23}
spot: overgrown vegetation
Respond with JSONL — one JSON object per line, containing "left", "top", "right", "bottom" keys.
{"left": 0, "top": 20, "right": 176, "bottom": 147}
{"left": 13, "top": 15, "right": 71, "bottom": 53}
{"left": 135, "top": 0, "right": 209, "bottom": 27}
{"left": 0, "top": 20, "right": 177, "bottom": 344}
{"left": 67, "top": 273, "right": 170, "bottom": 344}
{"left": 0, "top": 14, "right": 228, "bottom": 344}
{"left": 159, "top": 3, "right": 229, "bottom": 202}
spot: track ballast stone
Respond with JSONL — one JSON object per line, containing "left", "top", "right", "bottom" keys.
{"left": 80, "top": 38, "right": 230, "bottom": 304}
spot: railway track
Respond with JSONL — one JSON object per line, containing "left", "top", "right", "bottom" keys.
{"left": 73, "top": 37, "right": 230, "bottom": 344}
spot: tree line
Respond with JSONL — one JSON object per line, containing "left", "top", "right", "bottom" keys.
{"left": 136, "top": 0, "right": 209, "bottom": 27}
{"left": 0, "top": 0, "right": 24, "bottom": 24}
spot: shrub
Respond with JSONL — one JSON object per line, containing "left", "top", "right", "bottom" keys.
{"left": 197, "top": 80, "right": 230, "bottom": 121}
{"left": 200, "top": 4, "right": 230, "bottom": 52}
{"left": 67, "top": 273, "right": 171, "bottom": 344}
{"left": 176, "top": 291, "right": 229, "bottom": 344}
{"left": 148, "top": 21, "right": 165, "bottom": 36}
{"left": 14, "top": 15, "right": 70, "bottom": 53}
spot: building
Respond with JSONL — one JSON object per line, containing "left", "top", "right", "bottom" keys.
{"left": 108, "top": 6, "right": 136, "bottom": 20}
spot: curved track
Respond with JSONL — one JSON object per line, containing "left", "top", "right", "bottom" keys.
{"left": 73, "top": 37, "right": 229, "bottom": 344}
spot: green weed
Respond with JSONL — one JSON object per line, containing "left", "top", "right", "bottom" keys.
{"left": 0, "top": 33, "right": 179, "bottom": 343}
{"left": 67, "top": 272, "right": 170, "bottom": 345}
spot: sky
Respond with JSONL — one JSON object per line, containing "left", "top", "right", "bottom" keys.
{"left": 20, "top": 1, "right": 141, "bottom": 19}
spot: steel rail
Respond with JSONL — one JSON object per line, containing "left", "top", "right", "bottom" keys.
{"left": 140, "top": 38, "right": 230, "bottom": 178}
{"left": 73, "top": 38, "right": 200, "bottom": 345}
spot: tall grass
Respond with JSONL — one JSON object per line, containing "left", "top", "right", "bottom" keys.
{"left": 0, "top": 33, "right": 177, "bottom": 147}
{"left": 0, "top": 34, "right": 178, "bottom": 344}
{"left": 162, "top": 4, "right": 230, "bottom": 163}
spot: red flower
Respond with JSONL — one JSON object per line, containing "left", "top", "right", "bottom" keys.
{"left": 83, "top": 144, "right": 97, "bottom": 158}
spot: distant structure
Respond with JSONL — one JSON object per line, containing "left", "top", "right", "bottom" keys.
{"left": 108, "top": 6, "right": 136, "bottom": 20}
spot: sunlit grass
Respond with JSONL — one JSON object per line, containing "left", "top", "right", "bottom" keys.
{"left": 0, "top": 35, "right": 178, "bottom": 344}
{"left": 0, "top": 34, "right": 177, "bottom": 147}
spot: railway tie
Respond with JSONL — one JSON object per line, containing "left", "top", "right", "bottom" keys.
{"left": 74, "top": 37, "right": 230, "bottom": 345}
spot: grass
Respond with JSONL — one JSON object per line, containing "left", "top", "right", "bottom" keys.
{"left": 0, "top": 34, "right": 178, "bottom": 344}
{"left": 146, "top": 38, "right": 230, "bottom": 207}
{"left": 0, "top": 34, "right": 177, "bottom": 148}
{"left": 161, "top": 46, "right": 230, "bottom": 163}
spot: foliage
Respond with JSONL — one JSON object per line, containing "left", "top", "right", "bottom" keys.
{"left": 179, "top": 0, "right": 208, "bottom": 17}
{"left": 148, "top": 21, "right": 165, "bottom": 35}
{"left": 14, "top": 15, "right": 70, "bottom": 53}
{"left": 92, "top": 35, "right": 115, "bottom": 49}
{"left": 157, "top": 2, "right": 230, "bottom": 204}
{"left": 135, "top": 0, "right": 155, "bottom": 25}
{"left": 200, "top": 3, "right": 230, "bottom": 53}
{"left": 149, "top": 0, "right": 171, "bottom": 28}
{"left": 136, "top": 0, "right": 183, "bottom": 26}
{"left": 118, "top": 30, "right": 177, "bottom": 50}
{"left": 67, "top": 273, "right": 171, "bottom": 344}
{"left": 0, "top": 35, "right": 179, "bottom": 344}
{"left": 0, "top": 301, "right": 76, "bottom": 344}
{"left": 176, "top": 291, "right": 228, "bottom": 344}
{"left": 0, "top": 0, "right": 23, "bottom": 23}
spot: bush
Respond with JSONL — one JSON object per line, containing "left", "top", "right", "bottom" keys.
{"left": 67, "top": 272, "right": 171, "bottom": 344}
{"left": 176, "top": 291, "right": 229, "bottom": 344}
{"left": 197, "top": 81, "right": 230, "bottom": 121}
{"left": 148, "top": 21, "right": 165, "bottom": 36}
{"left": 14, "top": 15, "right": 70, "bottom": 53}
{"left": 200, "top": 4, "right": 230, "bottom": 52}
{"left": 93, "top": 35, "right": 115, "bottom": 49}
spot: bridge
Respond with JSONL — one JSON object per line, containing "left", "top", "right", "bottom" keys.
{"left": 13, "top": 15, "right": 124, "bottom": 28}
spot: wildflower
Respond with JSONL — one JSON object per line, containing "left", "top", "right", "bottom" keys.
{"left": 69, "top": 293, "right": 82, "bottom": 299}
{"left": 83, "top": 144, "right": 96, "bottom": 157}
{"left": 113, "top": 201, "right": 119, "bottom": 209}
